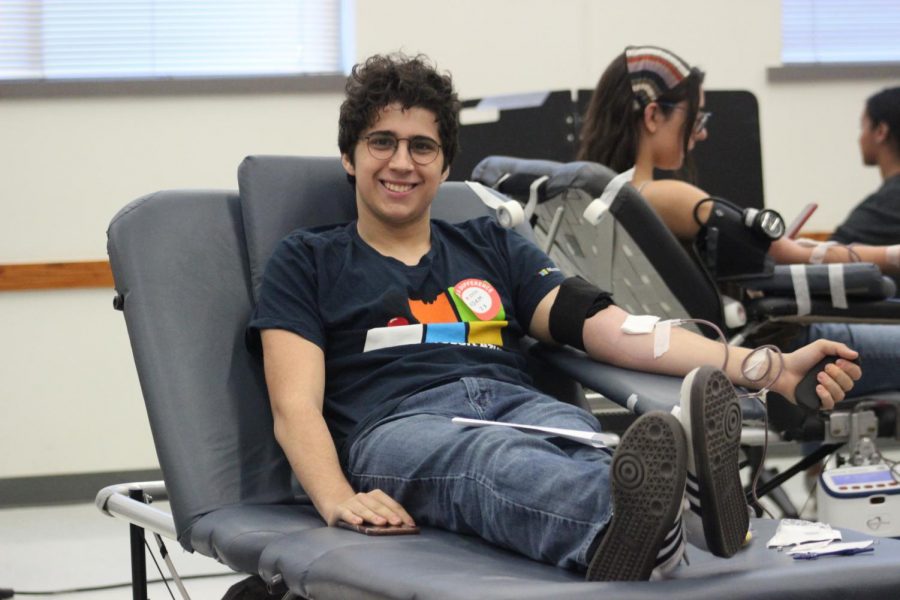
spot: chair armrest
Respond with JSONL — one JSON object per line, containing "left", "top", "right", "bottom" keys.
{"left": 95, "top": 481, "right": 177, "bottom": 540}
{"left": 530, "top": 343, "right": 767, "bottom": 422}
{"left": 531, "top": 343, "right": 683, "bottom": 414}
{"left": 742, "top": 263, "right": 896, "bottom": 300}
{"left": 745, "top": 297, "right": 900, "bottom": 323}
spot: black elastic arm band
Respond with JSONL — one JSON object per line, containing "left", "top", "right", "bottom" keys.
{"left": 548, "top": 276, "right": 614, "bottom": 351}
{"left": 693, "top": 196, "right": 742, "bottom": 227}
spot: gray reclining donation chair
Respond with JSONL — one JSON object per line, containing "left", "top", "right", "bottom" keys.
{"left": 97, "top": 155, "right": 900, "bottom": 599}
{"left": 470, "top": 156, "right": 900, "bottom": 417}
{"left": 471, "top": 156, "right": 899, "bottom": 331}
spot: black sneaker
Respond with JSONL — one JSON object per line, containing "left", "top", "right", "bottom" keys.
{"left": 586, "top": 412, "right": 687, "bottom": 581}
{"left": 680, "top": 366, "right": 749, "bottom": 558}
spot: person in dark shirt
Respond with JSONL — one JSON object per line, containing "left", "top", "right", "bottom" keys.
{"left": 832, "top": 86, "right": 900, "bottom": 247}
{"left": 249, "top": 53, "right": 860, "bottom": 581}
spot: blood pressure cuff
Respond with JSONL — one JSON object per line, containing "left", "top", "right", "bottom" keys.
{"left": 695, "top": 200, "right": 775, "bottom": 281}
{"left": 548, "top": 277, "right": 614, "bottom": 351}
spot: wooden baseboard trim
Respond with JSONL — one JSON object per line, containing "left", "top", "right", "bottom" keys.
{"left": 796, "top": 231, "right": 832, "bottom": 242}
{"left": 0, "top": 260, "right": 113, "bottom": 291}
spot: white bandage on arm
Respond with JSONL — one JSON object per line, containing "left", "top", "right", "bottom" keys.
{"left": 620, "top": 314, "right": 660, "bottom": 334}
{"left": 742, "top": 348, "right": 770, "bottom": 381}
{"left": 620, "top": 314, "right": 673, "bottom": 358}
{"left": 653, "top": 320, "right": 672, "bottom": 358}
{"left": 887, "top": 245, "right": 900, "bottom": 268}
{"left": 809, "top": 241, "right": 837, "bottom": 264}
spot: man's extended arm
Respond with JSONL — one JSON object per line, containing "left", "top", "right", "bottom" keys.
{"left": 261, "top": 328, "right": 414, "bottom": 527}
{"left": 529, "top": 286, "right": 860, "bottom": 409}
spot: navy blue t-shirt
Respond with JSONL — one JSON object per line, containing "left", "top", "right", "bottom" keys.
{"left": 248, "top": 217, "right": 566, "bottom": 454}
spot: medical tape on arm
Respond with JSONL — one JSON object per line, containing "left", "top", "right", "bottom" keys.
{"left": 809, "top": 241, "right": 836, "bottom": 264}
{"left": 790, "top": 264, "right": 812, "bottom": 316}
{"left": 620, "top": 314, "right": 671, "bottom": 358}
{"left": 887, "top": 245, "right": 900, "bottom": 268}
{"left": 827, "top": 263, "right": 848, "bottom": 309}
{"left": 583, "top": 167, "right": 635, "bottom": 225}
{"left": 653, "top": 320, "right": 672, "bottom": 358}
{"left": 743, "top": 348, "right": 770, "bottom": 381}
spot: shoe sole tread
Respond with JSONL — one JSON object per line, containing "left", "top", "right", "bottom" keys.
{"left": 587, "top": 412, "right": 687, "bottom": 581}
{"left": 689, "top": 367, "right": 748, "bottom": 558}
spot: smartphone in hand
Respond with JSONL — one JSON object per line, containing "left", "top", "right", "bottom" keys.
{"left": 785, "top": 203, "right": 818, "bottom": 239}
{"left": 337, "top": 520, "right": 420, "bottom": 536}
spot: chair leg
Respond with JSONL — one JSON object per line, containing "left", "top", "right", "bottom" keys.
{"left": 751, "top": 443, "right": 842, "bottom": 500}
{"left": 744, "top": 443, "right": 843, "bottom": 516}
{"left": 756, "top": 468, "right": 800, "bottom": 518}
{"left": 128, "top": 489, "right": 148, "bottom": 600}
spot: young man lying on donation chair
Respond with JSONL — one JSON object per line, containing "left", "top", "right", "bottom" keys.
{"left": 247, "top": 53, "right": 861, "bottom": 581}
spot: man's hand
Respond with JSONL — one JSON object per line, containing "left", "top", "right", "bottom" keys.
{"left": 773, "top": 339, "right": 861, "bottom": 409}
{"left": 327, "top": 488, "right": 416, "bottom": 528}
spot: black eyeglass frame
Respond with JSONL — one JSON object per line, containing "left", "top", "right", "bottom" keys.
{"left": 656, "top": 102, "right": 713, "bottom": 134}
{"left": 362, "top": 133, "right": 443, "bottom": 166}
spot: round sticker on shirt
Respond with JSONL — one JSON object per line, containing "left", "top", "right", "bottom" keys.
{"left": 454, "top": 279, "right": 502, "bottom": 321}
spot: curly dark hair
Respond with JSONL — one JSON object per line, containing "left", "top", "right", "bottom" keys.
{"left": 338, "top": 53, "right": 460, "bottom": 178}
{"left": 577, "top": 51, "right": 705, "bottom": 173}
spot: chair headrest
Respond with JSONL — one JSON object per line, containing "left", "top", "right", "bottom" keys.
{"left": 472, "top": 156, "right": 617, "bottom": 200}
{"left": 238, "top": 155, "right": 510, "bottom": 301}
{"left": 239, "top": 155, "right": 354, "bottom": 298}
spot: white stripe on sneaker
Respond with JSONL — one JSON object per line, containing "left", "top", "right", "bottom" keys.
{"left": 686, "top": 473, "right": 700, "bottom": 495}
{"left": 652, "top": 515, "right": 687, "bottom": 579}
{"left": 657, "top": 522, "right": 683, "bottom": 564}
{"left": 686, "top": 474, "right": 702, "bottom": 513}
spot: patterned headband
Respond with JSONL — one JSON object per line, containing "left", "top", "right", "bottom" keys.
{"left": 624, "top": 45, "right": 693, "bottom": 110}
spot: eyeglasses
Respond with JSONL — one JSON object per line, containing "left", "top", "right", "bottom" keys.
{"left": 657, "top": 103, "right": 712, "bottom": 134}
{"left": 693, "top": 109, "right": 712, "bottom": 134}
{"left": 363, "top": 133, "right": 442, "bottom": 165}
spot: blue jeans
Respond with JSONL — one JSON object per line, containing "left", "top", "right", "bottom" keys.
{"left": 789, "top": 323, "right": 900, "bottom": 397}
{"left": 346, "top": 377, "right": 613, "bottom": 571}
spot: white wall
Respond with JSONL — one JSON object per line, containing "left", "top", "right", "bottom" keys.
{"left": 1, "top": 0, "right": 897, "bottom": 478}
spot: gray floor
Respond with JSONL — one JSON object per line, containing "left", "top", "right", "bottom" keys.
{"left": 0, "top": 501, "right": 245, "bottom": 599}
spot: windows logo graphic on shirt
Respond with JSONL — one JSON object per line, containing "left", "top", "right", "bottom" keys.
{"left": 363, "top": 279, "right": 508, "bottom": 352}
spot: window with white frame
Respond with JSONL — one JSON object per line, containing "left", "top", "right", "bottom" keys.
{"left": 0, "top": 0, "right": 351, "bottom": 81}
{"left": 782, "top": 0, "right": 900, "bottom": 64}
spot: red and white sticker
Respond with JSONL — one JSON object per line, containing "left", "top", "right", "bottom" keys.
{"left": 454, "top": 279, "right": 501, "bottom": 321}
